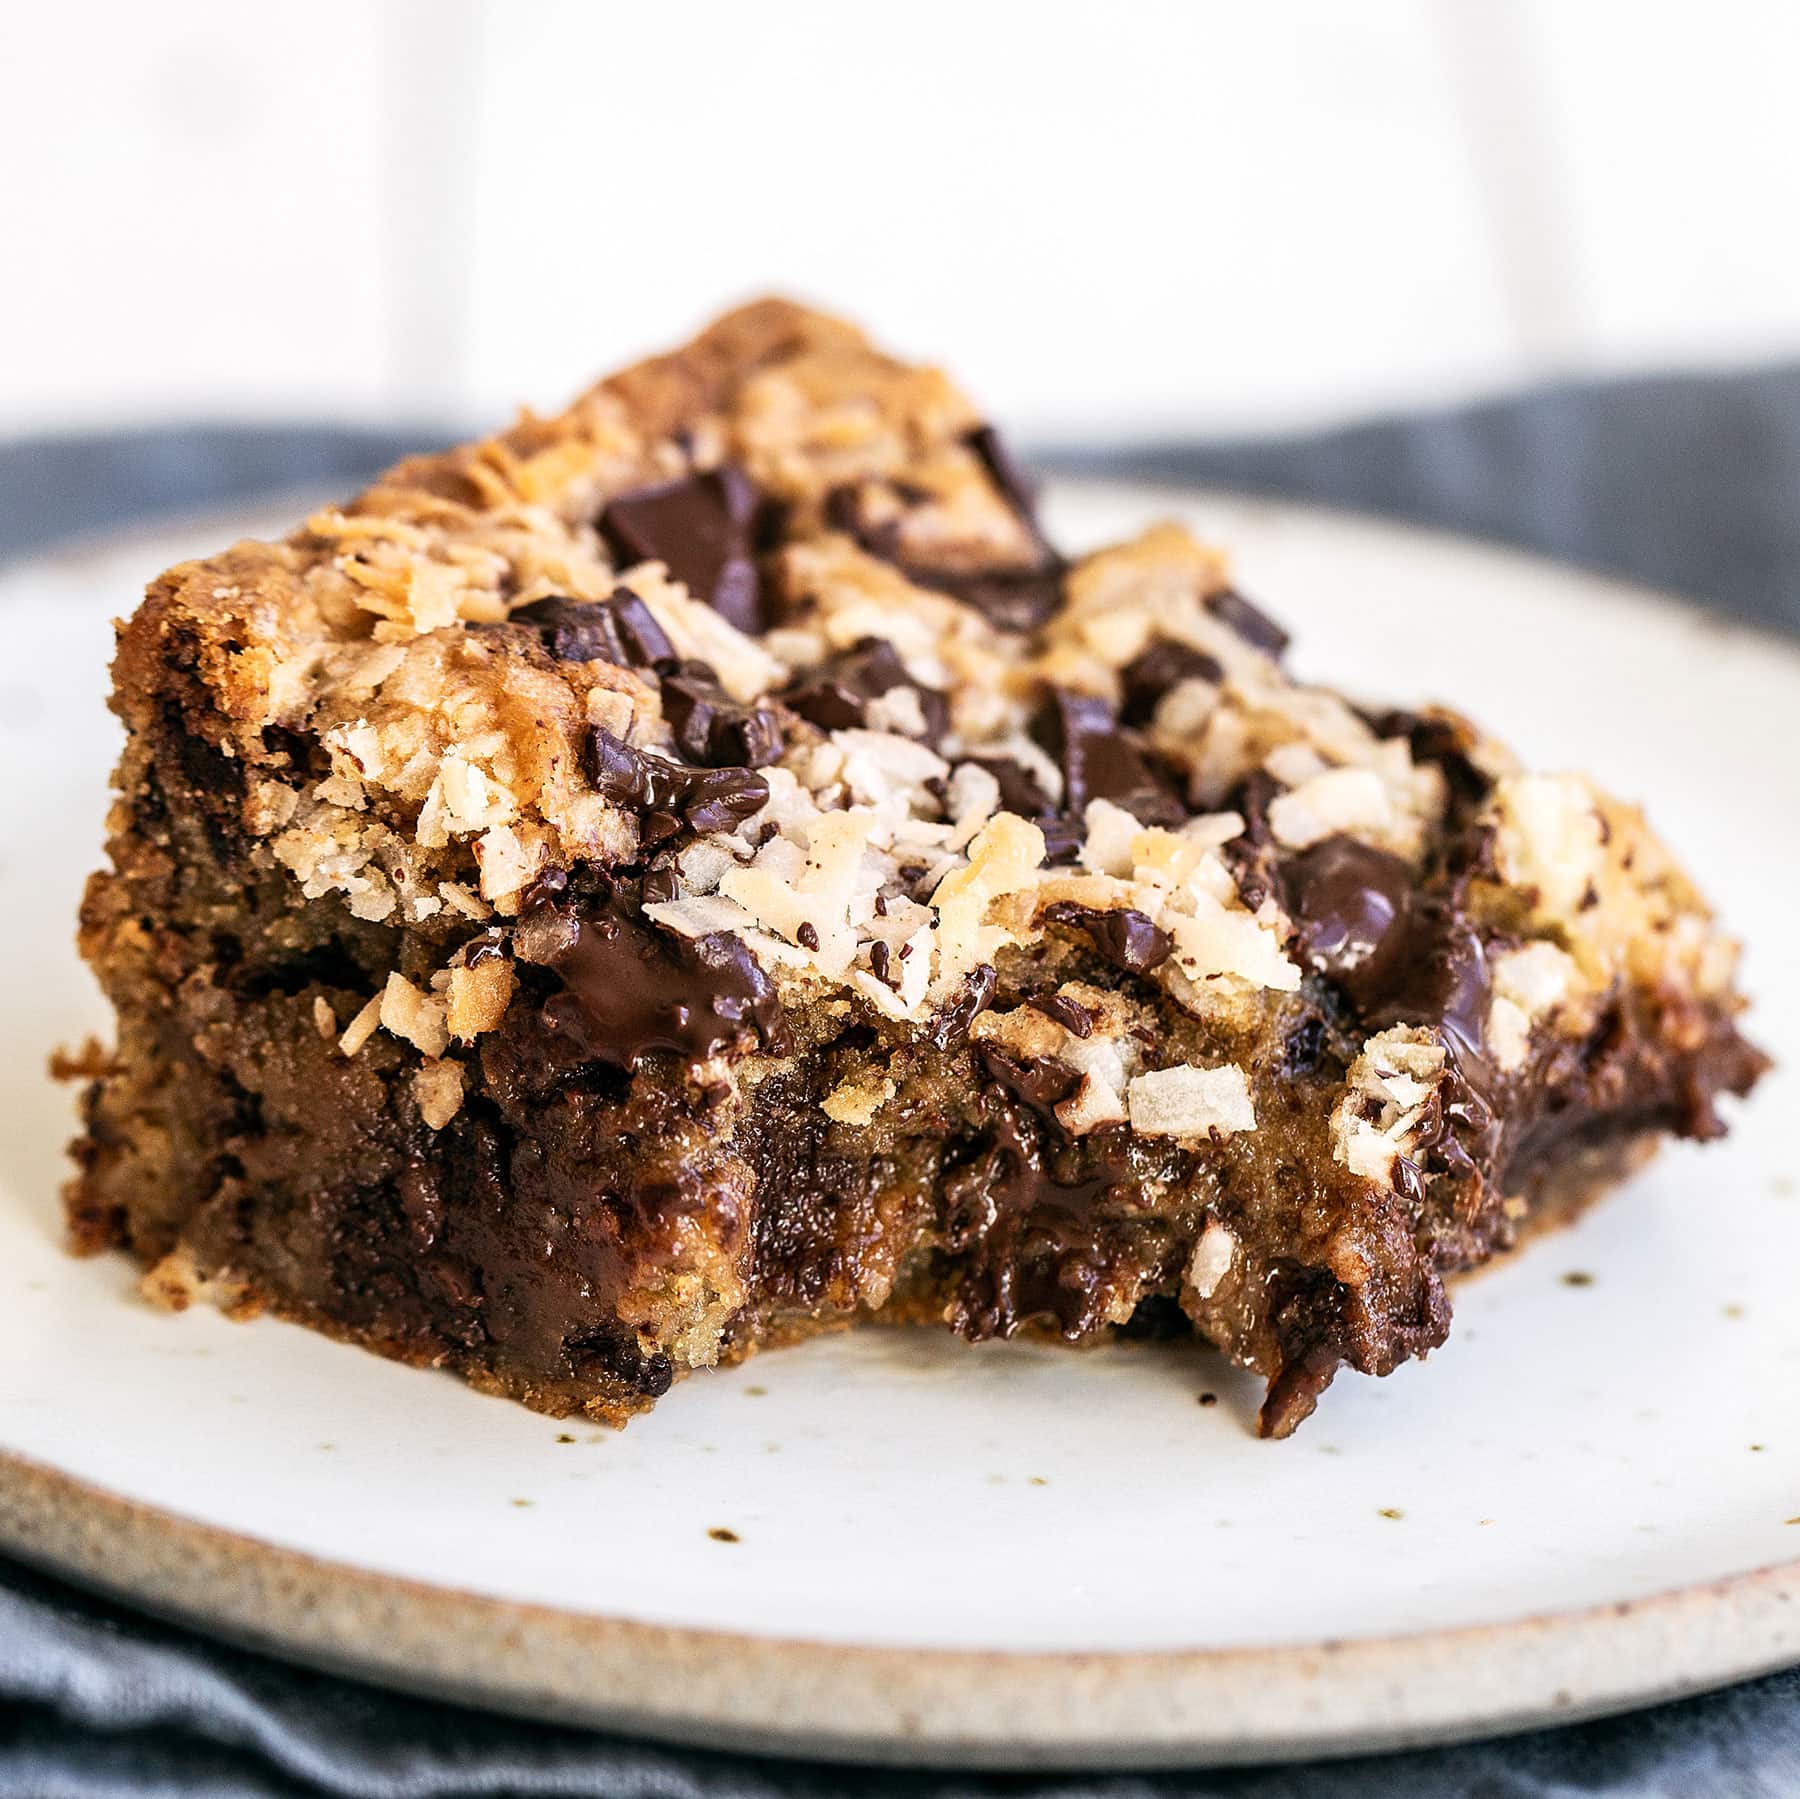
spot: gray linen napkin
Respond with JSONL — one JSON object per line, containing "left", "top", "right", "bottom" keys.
{"left": 2, "top": 363, "right": 1796, "bottom": 1795}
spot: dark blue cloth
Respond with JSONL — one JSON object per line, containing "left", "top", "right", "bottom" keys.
{"left": 3, "top": 1552, "right": 1798, "bottom": 1796}
{"left": 1036, "top": 362, "right": 1800, "bottom": 640}
{"left": 3, "top": 372, "right": 1797, "bottom": 1795}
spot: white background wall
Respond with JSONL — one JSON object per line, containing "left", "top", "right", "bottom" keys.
{"left": 6, "top": 1, "right": 1799, "bottom": 442}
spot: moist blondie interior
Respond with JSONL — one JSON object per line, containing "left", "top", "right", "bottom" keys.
{"left": 68, "top": 300, "right": 1766, "bottom": 1436}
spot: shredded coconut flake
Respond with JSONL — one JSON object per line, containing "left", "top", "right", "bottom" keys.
{"left": 413, "top": 1059, "right": 466, "bottom": 1129}
{"left": 1330, "top": 1026, "right": 1447, "bottom": 1186}
{"left": 1187, "top": 1220, "right": 1238, "bottom": 1298}
{"left": 1126, "top": 1063, "right": 1255, "bottom": 1137}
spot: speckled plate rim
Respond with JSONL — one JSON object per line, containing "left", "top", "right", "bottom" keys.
{"left": 3, "top": 1447, "right": 1798, "bottom": 1770}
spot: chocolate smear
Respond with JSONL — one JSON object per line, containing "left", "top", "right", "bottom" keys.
{"left": 925, "top": 964, "right": 998, "bottom": 1050}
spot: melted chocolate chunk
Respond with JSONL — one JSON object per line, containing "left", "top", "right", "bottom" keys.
{"left": 1041, "top": 901, "right": 1172, "bottom": 975}
{"left": 584, "top": 729, "right": 769, "bottom": 835}
{"left": 1281, "top": 833, "right": 1494, "bottom": 1077}
{"left": 1278, "top": 834, "right": 1501, "bottom": 1190}
{"left": 1119, "top": 637, "right": 1224, "bottom": 727}
{"left": 1031, "top": 688, "right": 1186, "bottom": 828}
{"left": 1281, "top": 836, "right": 1416, "bottom": 1011}
{"left": 509, "top": 587, "right": 674, "bottom": 668}
{"left": 1026, "top": 992, "right": 1095, "bottom": 1037}
{"left": 779, "top": 637, "right": 949, "bottom": 744}
{"left": 943, "top": 1116, "right": 1140, "bottom": 1339}
{"left": 532, "top": 894, "right": 786, "bottom": 1070}
{"left": 977, "top": 1045, "right": 1083, "bottom": 1121}
{"left": 1205, "top": 588, "right": 1290, "bottom": 658}
{"left": 658, "top": 661, "right": 783, "bottom": 768}
{"left": 599, "top": 465, "right": 773, "bottom": 634}
{"left": 925, "top": 963, "right": 999, "bottom": 1050}
{"left": 1369, "top": 899, "right": 1492, "bottom": 1064}
{"left": 682, "top": 766, "right": 777, "bottom": 834}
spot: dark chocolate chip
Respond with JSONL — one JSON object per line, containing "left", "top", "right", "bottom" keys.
{"left": 1041, "top": 901, "right": 1173, "bottom": 975}
{"left": 952, "top": 757, "right": 1081, "bottom": 867}
{"left": 796, "top": 921, "right": 820, "bottom": 952}
{"left": 780, "top": 637, "right": 949, "bottom": 745}
{"left": 1120, "top": 638, "right": 1224, "bottom": 727}
{"left": 509, "top": 587, "right": 676, "bottom": 668}
{"left": 1280, "top": 1012, "right": 1329, "bottom": 1079}
{"left": 599, "top": 465, "right": 773, "bottom": 634}
{"left": 1365, "top": 707, "right": 1493, "bottom": 810}
{"left": 564, "top": 1325, "right": 676, "bottom": 1397}
{"left": 1036, "top": 815, "right": 1087, "bottom": 866}
{"left": 867, "top": 940, "right": 894, "bottom": 987}
{"left": 507, "top": 595, "right": 614, "bottom": 664}
{"left": 586, "top": 728, "right": 652, "bottom": 804}
{"left": 1205, "top": 588, "right": 1290, "bottom": 658}
{"left": 659, "top": 662, "right": 783, "bottom": 768}
{"left": 915, "top": 566, "right": 1067, "bottom": 633}
{"left": 1031, "top": 688, "right": 1187, "bottom": 827}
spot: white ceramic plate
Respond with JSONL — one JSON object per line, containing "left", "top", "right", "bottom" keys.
{"left": 1, "top": 485, "right": 1796, "bottom": 1770}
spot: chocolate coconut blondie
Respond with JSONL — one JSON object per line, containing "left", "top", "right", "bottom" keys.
{"left": 69, "top": 301, "right": 1765, "bottom": 1436}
